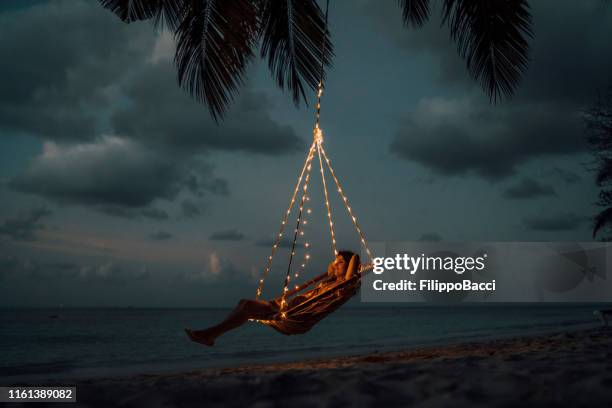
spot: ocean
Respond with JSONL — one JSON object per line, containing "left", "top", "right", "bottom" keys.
{"left": 0, "top": 304, "right": 606, "bottom": 384}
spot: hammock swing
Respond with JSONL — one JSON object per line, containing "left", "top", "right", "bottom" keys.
{"left": 252, "top": 0, "right": 374, "bottom": 336}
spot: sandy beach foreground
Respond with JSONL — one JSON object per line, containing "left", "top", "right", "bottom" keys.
{"left": 59, "top": 328, "right": 612, "bottom": 407}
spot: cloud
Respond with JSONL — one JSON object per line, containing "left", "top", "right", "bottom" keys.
{"left": 177, "top": 252, "right": 244, "bottom": 283}
{"left": 523, "top": 213, "right": 586, "bottom": 232}
{"left": 390, "top": 97, "right": 584, "bottom": 180}
{"left": 2, "top": 0, "right": 303, "bottom": 220}
{"left": 0, "top": 206, "right": 52, "bottom": 241}
{"left": 180, "top": 199, "right": 209, "bottom": 219}
{"left": 547, "top": 167, "right": 582, "bottom": 185}
{"left": 209, "top": 229, "right": 245, "bottom": 241}
{"left": 255, "top": 236, "right": 294, "bottom": 249}
{"left": 98, "top": 205, "right": 170, "bottom": 220}
{"left": 10, "top": 137, "right": 225, "bottom": 218}
{"left": 367, "top": 1, "right": 612, "bottom": 103}
{"left": 0, "top": 252, "right": 149, "bottom": 284}
{"left": 0, "top": 0, "right": 154, "bottom": 142}
{"left": 502, "top": 177, "right": 557, "bottom": 200}
{"left": 72, "top": 262, "right": 150, "bottom": 284}
{"left": 111, "top": 61, "right": 304, "bottom": 156}
{"left": 377, "top": 2, "right": 612, "bottom": 180}
{"left": 149, "top": 230, "right": 173, "bottom": 241}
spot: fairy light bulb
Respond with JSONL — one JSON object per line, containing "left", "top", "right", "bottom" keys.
{"left": 257, "top": 144, "right": 316, "bottom": 300}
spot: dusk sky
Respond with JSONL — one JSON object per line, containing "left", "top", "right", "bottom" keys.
{"left": 1, "top": 0, "right": 611, "bottom": 307}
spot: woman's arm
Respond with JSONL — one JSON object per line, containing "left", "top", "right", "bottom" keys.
{"left": 345, "top": 255, "right": 359, "bottom": 280}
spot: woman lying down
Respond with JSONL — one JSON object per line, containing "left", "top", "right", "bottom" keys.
{"left": 186, "top": 251, "right": 360, "bottom": 346}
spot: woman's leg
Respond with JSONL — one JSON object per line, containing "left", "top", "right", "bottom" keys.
{"left": 186, "top": 299, "right": 275, "bottom": 346}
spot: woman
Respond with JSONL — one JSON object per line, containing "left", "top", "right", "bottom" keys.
{"left": 186, "top": 251, "right": 360, "bottom": 346}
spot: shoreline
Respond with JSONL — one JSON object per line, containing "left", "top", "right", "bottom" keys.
{"left": 66, "top": 326, "right": 612, "bottom": 407}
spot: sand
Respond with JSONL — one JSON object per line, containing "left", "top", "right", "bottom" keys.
{"left": 30, "top": 327, "right": 612, "bottom": 407}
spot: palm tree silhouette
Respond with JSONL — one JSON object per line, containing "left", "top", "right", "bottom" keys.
{"left": 99, "top": 0, "right": 533, "bottom": 120}
{"left": 585, "top": 88, "right": 612, "bottom": 240}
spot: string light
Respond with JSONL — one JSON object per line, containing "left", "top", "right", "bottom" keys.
{"left": 320, "top": 145, "right": 374, "bottom": 264}
{"left": 316, "top": 142, "right": 337, "bottom": 256}
{"left": 256, "top": 72, "right": 375, "bottom": 310}
{"left": 278, "top": 152, "right": 314, "bottom": 315}
{"left": 256, "top": 143, "right": 316, "bottom": 299}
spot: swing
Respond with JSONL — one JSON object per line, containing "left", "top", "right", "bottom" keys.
{"left": 252, "top": 120, "right": 375, "bottom": 335}
{"left": 253, "top": 2, "right": 374, "bottom": 335}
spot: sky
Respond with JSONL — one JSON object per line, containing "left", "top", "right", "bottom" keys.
{"left": 0, "top": 0, "right": 611, "bottom": 307}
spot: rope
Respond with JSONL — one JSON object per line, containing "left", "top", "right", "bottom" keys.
{"left": 317, "top": 142, "right": 337, "bottom": 255}
{"left": 256, "top": 143, "right": 316, "bottom": 299}
{"left": 279, "top": 149, "right": 315, "bottom": 315}
{"left": 314, "top": 0, "right": 330, "bottom": 132}
{"left": 319, "top": 144, "right": 374, "bottom": 265}
{"left": 256, "top": 0, "right": 377, "bottom": 308}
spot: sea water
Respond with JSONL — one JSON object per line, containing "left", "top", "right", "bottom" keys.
{"left": 0, "top": 304, "right": 606, "bottom": 383}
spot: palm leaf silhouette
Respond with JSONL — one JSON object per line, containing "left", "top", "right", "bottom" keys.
{"left": 593, "top": 207, "right": 612, "bottom": 239}
{"left": 596, "top": 159, "right": 612, "bottom": 186}
{"left": 99, "top": 0, "right": 184, "bottom": 30}
{"left": 175, "top": 0, "right": 258, "bottom": 120}
{"left": 442, "top": 0, "right": 533, "bottom": 102}
{"left": 259, "top": 0, "right": 333, "bottom": 105}
{"left": 398, "top": 0, "right": 431, "bottom": 27}
{"left": 100, "top": 0, "right": 533, "bottom": 118}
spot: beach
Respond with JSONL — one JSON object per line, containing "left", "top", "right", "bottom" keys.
{"left": 58, "top": 327, "right": 612, "bottom": 407}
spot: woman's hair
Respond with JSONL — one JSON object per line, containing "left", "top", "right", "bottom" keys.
{"left": 337, "top": 250, "right": 360, "bottom": 266}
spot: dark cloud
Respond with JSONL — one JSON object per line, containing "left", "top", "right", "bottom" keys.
{"left": 255, "top": 236, "right": 294, "bottom": 249}
{"left": 180, "top": 199, "right": 209, "bottom": 219}
{"left": 367, "top": 1, "right": 612, "bottom": 104}
{"left": 209, "top": 229, "right": 245, "bottom": 241}
{"left": 377, "top": 1, "right": 612, "bottom": 179}
{"left": 0, "top": 0, "right": 153, "bottom": 141}
{"left": 523, "top": 213, "right": 586, "bottom": 232}
{"left": 98, "top": 206, "right": 170, "bottom": 221}
{"left": 418, "top": 232, "right": 442, "bottom": 242}
{"left": 0, "top": 206, "right": 51, "bottom": 241}
{"left": 149, "top": 230, "right": 173, "bottom": 241}
{"left": 502, "top": 177, "right": 557, "bottom": 200}
{"left": 9, "top": 137, "right": 223, "bottom": 218}
{"left": 111, "top": 61, "right": 304, "bottom": 156}
{"left": 3, "top": 0, "right": 302, "bottom": 220}
{"left": 390, "top": 98, "right": 583, "bottom": 180}
{"left": 547, "top": 167, "right": 582, "bottom": 185}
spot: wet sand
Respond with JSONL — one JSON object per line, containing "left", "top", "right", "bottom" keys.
{"left": 47, "top": 328, "right": 612, "bottom": 406}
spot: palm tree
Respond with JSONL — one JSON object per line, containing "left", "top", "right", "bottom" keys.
{"left": 99, "top": 0, "right": 533, "bottom": 120}
{"left": 585, "top": 88, "right": 612, "bottom": 241}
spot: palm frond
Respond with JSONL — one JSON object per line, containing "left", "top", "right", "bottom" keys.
{"left": 398, "top": 0, "right": 431, "bottom": 27}
{"left": 259, "top": 0, "right": 333, "bottom": 105}
{"left": 593, "top": 206, "right": 612, "bottom": 238}
{"left": 442, "top": 0, "right": 533, "bottom": 102}
{"left": 99, "top": 0, "right": 185, "bottom": 31}
{"left": 596, "top": 158, "right": 612, "bottom": 186}
{"left": 175, "top": 0, "right": 258, "bottom": 120}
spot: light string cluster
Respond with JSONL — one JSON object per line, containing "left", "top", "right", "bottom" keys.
{"left": 254, "top": 0, "right": 374, "bottom": 313}
{"left": 319, "top": 144, "right": 374, "bottom": 266}
{"left": 278, "top": 149, "right": 315, "bottom": 317}
{"left": 316, "top": 139, "right": 337, "bottom": 256}
{"left": 256, "top": 144, "right": 315, "bottom": 300}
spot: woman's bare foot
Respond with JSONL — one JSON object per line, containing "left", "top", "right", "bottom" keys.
{"left": 185, "top": 328, "right": 215, "bottom": 346}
